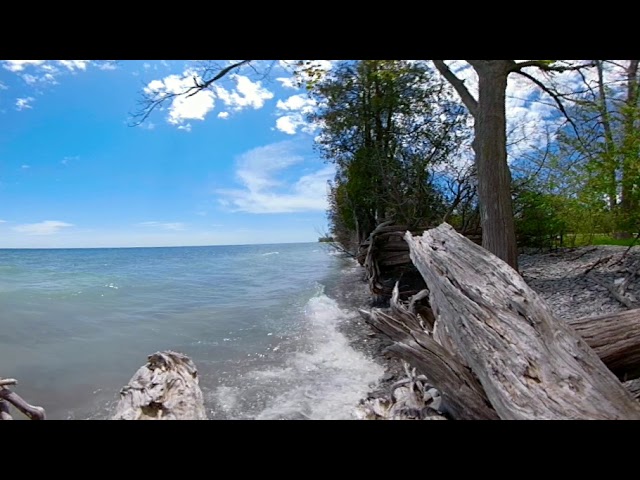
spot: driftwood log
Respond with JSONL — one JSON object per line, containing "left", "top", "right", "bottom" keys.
{"left": 568, "top": 309, "right": 640, "bottom": 380}
{"left": 364, "top": 223, "right": 640, "bottom": 419}
{"left": 113, "top": 351, "right": 207, "bottom": 420}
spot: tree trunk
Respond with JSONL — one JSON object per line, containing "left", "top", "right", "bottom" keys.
{"left": 405, "top": 223, "right": 640, "bottom": 419}
{"left": 470, "top": 61, "right": 519, "bottom": 270}
{"left": 596, "top": 60, "right": 620, "bottom": 216}
{"left": 620, "top": 60, "right": 639, "bottom": 235}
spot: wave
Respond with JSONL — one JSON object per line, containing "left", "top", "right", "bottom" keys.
{"left": 210, "top": 291, "right": 384, "bottom": 420}
{"left": 261, "top": 252, "right": 279, "bottom": 256}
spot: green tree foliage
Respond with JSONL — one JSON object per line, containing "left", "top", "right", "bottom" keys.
{"left": 551, "top": 60, "right": 640, "bottom": 237}
{"left": 308, "top": 60, "right": 469, "bottom": 250}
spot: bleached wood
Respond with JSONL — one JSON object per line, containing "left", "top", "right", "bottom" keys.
{"left": 113, "top": 351, "right": 207, "bottom": 420}
{"left": 405, "top": 223, "right": 640, "bottom": 420}
{"left": 568, "top": 309, "right": 640, "bottom": 380}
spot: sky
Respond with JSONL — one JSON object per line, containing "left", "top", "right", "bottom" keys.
{"left": 0, "top": 60, "right": 334, "bottom": 248}
{"left": 0, "top": 59, "right": 605, "bottom": 248}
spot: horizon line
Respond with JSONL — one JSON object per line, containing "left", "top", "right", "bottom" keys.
{"left": 0, "top": 240, "right": 324, "bottom": 251}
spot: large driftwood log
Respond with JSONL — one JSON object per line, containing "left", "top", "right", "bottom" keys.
{"left": 405, "top": 223, "right": 640, "bottom": 420}
{"left": 568, "top": 309, "right": 640, "bottom": 380}
{"left": 113, "top": 351, "right": 207, "bottom": 420}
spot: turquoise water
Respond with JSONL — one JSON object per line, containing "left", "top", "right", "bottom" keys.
{"left": 0, "top": 243, "right": 383, "bottom": 420}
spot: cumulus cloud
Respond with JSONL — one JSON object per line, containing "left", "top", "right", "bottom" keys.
{"left": 57, "top": 60, "right": 89, "bottom": 71}
{"left": 276, "top": 77, "right": 298, "bottom": 89}
{"left": 96, "top": 61, "right": 118, "bottom": 71}
{"left": 137, "top": 221, "right": 186, "bottom": 231}
{"left": 3, "top": 60, "right": 46, "bottom": 72}
{"left": 144, "top": 70, "right": 215, "bottom": 127}
{"left": 15, "top": 97, "right": 34, "bottom": 110}
{"left": 3, "top": 60, "right": 101, "bottom": 92}
{"left": 216, "top": 141, "right": 334, "bottom": 213}
{"left": 214, "top": 74, "right": 274, "bottom": 111}
{"left": 275, "top": 93, "right": 317, "bottom": 135}
{"left": 145, "top": 70, "right": 274, "bottom": 128}
{"left": 13, "top": 220, "right": 74, "bottom": 235}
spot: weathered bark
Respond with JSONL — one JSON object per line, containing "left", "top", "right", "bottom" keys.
{"left": 470, "top": 61, "right": 519, "bottom": 270}
{"left": 113, "top": 351, "right": 207, "bottom": 420}
{"left": 596, "top": 60, "right": 619, "bottom": 214}
{"left": 433, "top": 60, "right": 518, "bottom": 270}
{"left": 405, "top": 223, "right": 640, "bottom": 419}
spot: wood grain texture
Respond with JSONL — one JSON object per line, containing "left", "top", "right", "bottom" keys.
{"left": 568, "top": 309, "right": 640, "bottom": 380}
{"left": 405, "top": 223, "right": 640, "bottom": 419}
{"left": 360, "top": 289, "right": 498, "bottom": 420}
{"left": 113, "top": 351, "right": 207, "bottom": 420}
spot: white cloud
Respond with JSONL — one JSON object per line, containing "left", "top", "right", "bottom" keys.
{"left": 276, "top": 94, "right": 315, "bottom": 112}
{"left": 0, "top": 81, "right": 7, "bottom": 90}
{"left": 275, "top": 94, "right": 317, "bottom": 135}
{"left": 96, "top": 61, "right": 118, "bottom": 71}
{"left": 13, "top": 220, "right": 74, "bottom": 236}
{"left": 137, "top": 221, "right": 186, "bottom": 231}
{"left": 21, "top": 164, "right": 30, "bottom": 169}
{"left": 177, "top": 123, "right": 192, "bottom": 132}
{"left": 3, "top": 60, "right": 46, "bottom": 72}
{"left": 214, "top": 74, "right": 274, "bottom": 111}
{"left": 0, "top": 219, "right": 6, "bottom": 223}
{"left": 144, "top": 70, "right": 216, "bottom": 127}
{"left": 276, "top": 77, "right": 298, "bottom": 89}
{"left": 4, "top": 60, "right": 93, "bottom": 90}
{"left": 15, "top": 97, "right": 34, "bottom": 110}
{"left": 57, "top": 60, "right": 89, "bottom": 71}
{"left": 216, "top": 141, "right": 334, "bottom": 213}
{"left": 143, "top": 63, "right": 151, "bottom": 70}
{"left": 145, "top": 68, "right": 274, "bottom": 128}
{"left": 275, "top": 116, "right": 299, "bottom": 135}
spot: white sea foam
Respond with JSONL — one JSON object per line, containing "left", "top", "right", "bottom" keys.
{"left": 211, "top": 292, "right": 384, "bottom": 420}
{"left": 261, "top": 251, "right": 279, "bottom": 256}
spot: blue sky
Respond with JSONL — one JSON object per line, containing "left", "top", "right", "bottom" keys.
{"left": 0, "top": 60, "right": 333, "bottom": 248}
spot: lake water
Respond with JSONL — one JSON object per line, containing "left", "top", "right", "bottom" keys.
{"left": 0, "top": 243, "right": 383, "bottom": 420}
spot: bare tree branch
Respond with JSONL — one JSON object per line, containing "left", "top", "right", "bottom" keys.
{"left": 511, "top": 60, "right": 595, "bottom": 73}
{"left": 432, "top": 61, "right": 478, "bottom": 116}
{"left": 514, "top": 69, "right": 587, "bottom": 148}
{"left": 129, "top": 60, "right": 252, "bottom": 126}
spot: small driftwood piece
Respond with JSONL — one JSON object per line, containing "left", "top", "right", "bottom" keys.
{"left": 112, "top": 351, "right": 207, "bottom": 420}
{"left": 586, "top": 274, "right": 638, "bottom": 309}
{"left": 405, "top": 223, "right": 640, "bottom": 420}
{"left": 0, "top": 379, "right": 46, "bottom": 420}
{"left": 360, "top": 286, "right": 499, "bottom": 420}
{"left": 623, "top": 379, "right": 640, "bottom": 402}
